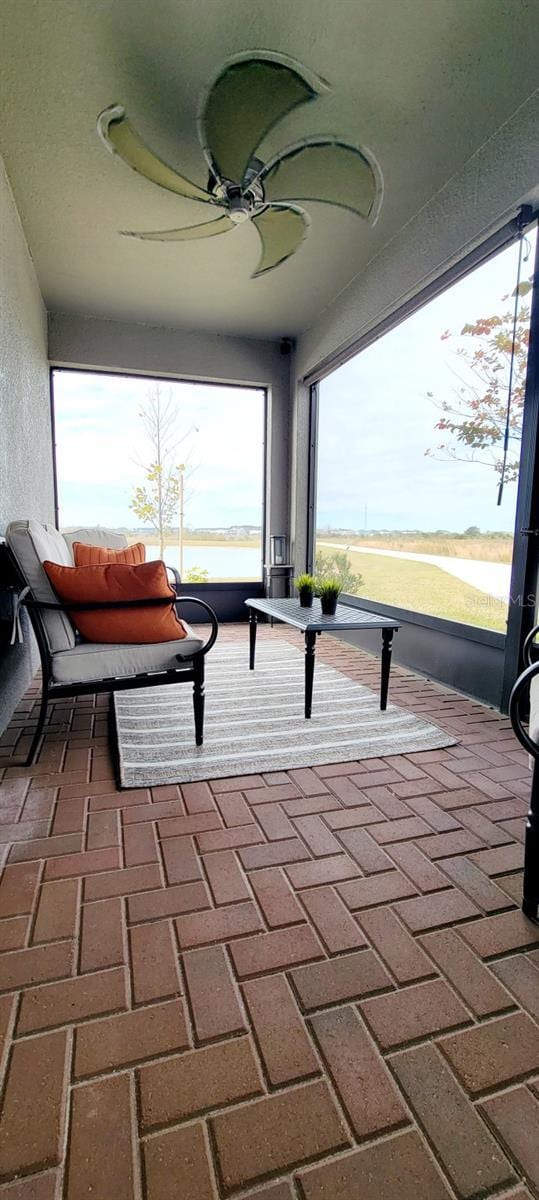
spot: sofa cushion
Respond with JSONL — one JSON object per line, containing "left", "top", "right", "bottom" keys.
{"left": 64, "top": 527, "right": 177, "bottom": 587}
{"left": 73, "top": 541, "right": 145, "bottom": 567}
{"left": 5, "top": 520, "right": 76, "bottom": 652}
{"left": 63, "top": 527, "right": 127, "bottom": 557}
{"left": 43, "top": 560, "right": 187, "bottom": 644}
{"left": 51, "top": 627, "right": 203, "bottom": 684}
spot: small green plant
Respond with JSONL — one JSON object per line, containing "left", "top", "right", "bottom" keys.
{"left": 317, "top": 576, "right": 341, "bottom": 598}
{"left": 294, "top": 573, "right": 316, "bottom": 591}
{"left": 317, "top": 575, "right": 341, "bottom": 615}
{"left": 294, "top": 573, "right": 316, "bottom": 607}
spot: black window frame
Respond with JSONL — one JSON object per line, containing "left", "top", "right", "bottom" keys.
{"left": 306, "top": 207, "right": 539, "bottom": 707}
{"left": 49, "top": 365, "right": 268, "bottom": 588}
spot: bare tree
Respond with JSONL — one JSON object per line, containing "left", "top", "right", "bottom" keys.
{"left": 130, "top": 383, "right": 196, "bottom": 559}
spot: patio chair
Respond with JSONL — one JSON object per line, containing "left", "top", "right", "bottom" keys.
{"left": 509, "top": 621, "right": 539, "bottom": 923}
{"left": 5, "top": 520, "right": 218, "bottom": 766}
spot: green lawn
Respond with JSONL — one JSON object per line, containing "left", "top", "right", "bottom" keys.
{"left": 325, "top": 546, "right": 508, "bottom": 633}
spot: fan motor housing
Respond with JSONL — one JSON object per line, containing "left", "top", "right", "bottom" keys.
{"left": 227, "top": 189, "right": 252, "bottom": 224}
{"left": 207, "top": 159, "right": 265, "bottom": 223}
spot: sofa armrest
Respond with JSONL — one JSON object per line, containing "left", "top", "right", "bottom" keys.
{"left": 173, "top": 596, "right": 219, "bottom": 655}
{"left": 167, "top": 566, "right": 181, "bottom": 589}
{"left": 509, "top": 659, "right": 539, "bottom": 760}
{"left": 523, "top": 623, "right": 539, "bottom": 667}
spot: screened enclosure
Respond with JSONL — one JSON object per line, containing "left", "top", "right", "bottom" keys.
{"left": 52, "top": 369, "right": 266, "bottom": 585}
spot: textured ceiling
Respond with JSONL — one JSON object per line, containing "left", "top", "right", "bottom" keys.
{"left": 1, "top": 0, "right": 538, "bottom": 339}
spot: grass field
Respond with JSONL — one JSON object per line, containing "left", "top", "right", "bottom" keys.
{"left": 320, "top": 545, "right": 508, "bottom": 633}
{"left": 322, "top": 534, "right": 513, "bottom": 563}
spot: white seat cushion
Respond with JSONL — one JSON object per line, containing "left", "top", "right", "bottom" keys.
{"left": 63, "top": 527, "right": 128, "bottom": 558}
{"left": 6, "top": 520, "right": 76, "bottom": 651}
{"left": 51, "top": 623, "right": 204, "bottom": 685}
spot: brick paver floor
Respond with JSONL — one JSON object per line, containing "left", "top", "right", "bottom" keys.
{"left": 0, "top": 623, "right": 538, "bottom": 1199}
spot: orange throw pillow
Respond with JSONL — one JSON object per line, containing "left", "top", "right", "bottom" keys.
{"left": 43, "top": 560, "right": 186, "bottom": 644}
{"left": 72, "top": 541, "right": 146, "bottom": 566}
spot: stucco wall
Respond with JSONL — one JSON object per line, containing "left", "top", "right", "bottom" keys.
{"left": 48, "top": 313, "right": 291, "bottom": 561}
{"left": 0, "top": 154, "right": 54, "bottom": 733}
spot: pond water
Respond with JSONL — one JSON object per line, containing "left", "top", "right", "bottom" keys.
{"left": 145, "top": 544, "right": 262, "bottom": 580}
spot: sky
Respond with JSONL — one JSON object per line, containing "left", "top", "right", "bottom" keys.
{"left": 53, "top": 375, "right": 265, "bottom": 529}
{"left": 53, "top": 226, "right": 536, "bottom": 536}
{"left": 317, "top": 226, "right": 536, "bottom": 534}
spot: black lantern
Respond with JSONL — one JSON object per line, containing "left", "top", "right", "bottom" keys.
{"left": 270, "top": 534, "right": 287, "bottom": 565}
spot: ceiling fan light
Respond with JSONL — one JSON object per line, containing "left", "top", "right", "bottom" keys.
{"left": 228, "top": 192, "right": 252, "bottom": 224}
{"left": 97, "top": 52, "right": 382, "bottom": 276}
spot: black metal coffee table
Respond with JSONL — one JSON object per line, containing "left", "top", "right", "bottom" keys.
{"left": 245, "top": 597, "right": 399, "bottom": 719}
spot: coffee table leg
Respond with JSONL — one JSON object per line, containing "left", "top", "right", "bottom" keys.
{"left": 193, "top": 654, "right": 205, "bottom": 746}
{"left": 305, "top": 630, "right": 317, "bottom": 718}
{"left": 380, "top": 628, "right": 394, "bottom": 710}
{"left": 249, "top": 609, "right": 258, "bottom": 670}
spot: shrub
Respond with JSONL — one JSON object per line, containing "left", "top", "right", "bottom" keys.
{"left": 315, "top": 550, "right": 362, "bottom": 594}
{"left": 185, "top": 566, "right": 209, "bottom": 583}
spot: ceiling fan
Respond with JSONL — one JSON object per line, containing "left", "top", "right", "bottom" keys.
{"left": 97, "top": 50, "right": 383, "bottom": 277}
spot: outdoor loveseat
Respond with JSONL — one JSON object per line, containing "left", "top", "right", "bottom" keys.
{"left": 5, "top": 520, "right": 218, "bottom": 766}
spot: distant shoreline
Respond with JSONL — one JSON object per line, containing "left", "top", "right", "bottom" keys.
{"left": 61, "top": 529, "right": 513, "bottom": 563}
{"left": 127, "top": 535, "right": 262, "bottom": 549}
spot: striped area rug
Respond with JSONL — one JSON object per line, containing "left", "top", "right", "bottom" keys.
{"left": 113, "top": 643, "right": 456, "bottom": 788}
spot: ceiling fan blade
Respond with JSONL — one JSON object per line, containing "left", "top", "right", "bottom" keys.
{"left": 259, "top": 138, "right": 382, "bottom": 222}
{"left": 98, "top": 105, "right": 215, "bottom": 204}
{"left": 200, "top": 54, "right": 325, "bottom": 187}
{"left": 121, "top": 215, "right": 235, "bottom": 241}
{"left": 251, "top": 205, "right": 309, "bottom": 276}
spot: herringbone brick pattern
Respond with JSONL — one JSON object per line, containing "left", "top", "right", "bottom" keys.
{"left": 0, "top": 624, "right": 538, "bottom": 1199}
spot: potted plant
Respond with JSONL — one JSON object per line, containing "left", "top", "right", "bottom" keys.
{"left": 294, "top": 573, "right": 316, "bottom": 607}
{"left": 318, "top": 577, "right": 341, "bottom": 616}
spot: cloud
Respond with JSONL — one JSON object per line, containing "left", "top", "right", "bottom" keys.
{"left": 316, "top": 232, "right": 531, "bottom": 533}
{"left": 54, "top": 374, "right": 265, "bottom": 527}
